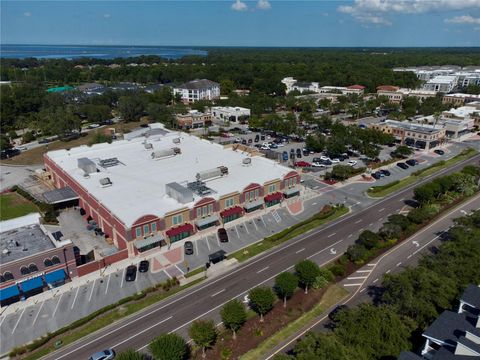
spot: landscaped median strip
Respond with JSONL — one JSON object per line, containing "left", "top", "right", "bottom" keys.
{"left": 367, "top": 148, "right": 477, "bottom": 198}
{"left": 239, "top": 285, "right": 349, "bottom": 360}
{"left": 11, "top": 277, "right": 205, "bottom": 360}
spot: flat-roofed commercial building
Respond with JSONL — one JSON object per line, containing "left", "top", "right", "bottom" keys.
{"left": 0, "top": 213, "right": 77, "bottom": 307}
{"left": 369, "top": 120, "right": 446, "bottom": 150}
{"left": 44, "top": 125, "right": 301, "bottom": 258}
{"left": 211, "top": 106, "right": 251, "bottom": 123}
{"left": 175, "top": 110, "right": 212, "bottom": 130}
{"left": 423, "top": 75, "right": 458, "bottom": 93}
{"left": 443, "top": 93, "right": 480, "bottom": 106}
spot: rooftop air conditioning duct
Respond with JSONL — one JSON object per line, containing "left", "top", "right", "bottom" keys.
{"left": 151, "top": 147, "right": 181, "bottom": 160}
{"left": 173, "top": 138, "right": 181, "bottom": 144}
{"left": 144, "top": 143, "right": 153, "bottom": 150}
{"left": 99, "top": 177, "right": 112, "bottom": 187}
{"left": 196, "top": 166, "right": 229, "bottom": 181}
{"left": 78, "top": 157, "right": 97, "bottom": 174}
{"left": 242, "top": 158, "right": 252, "bottom": 165}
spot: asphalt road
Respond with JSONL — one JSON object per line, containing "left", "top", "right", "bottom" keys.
{"left": 42, "top": 153, "right": 480, "bottom": 360}
{"left": 264, "top": 193, "right": 480, "bottom": 359}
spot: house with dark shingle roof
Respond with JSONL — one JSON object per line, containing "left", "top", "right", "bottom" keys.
{"left": 173, "top": 79, "right": 220, "bottom": 103}
{"left": 459, "top": 284, "right": 480, "bottom": 315}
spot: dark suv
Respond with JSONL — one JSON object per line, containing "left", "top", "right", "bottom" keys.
{"left": 125, "top": 265, "right": 137, "bottom": 282}
{"left": 406, "top": 159, "right": 418, "bottom": 166}
{"left": 217, "top": 228, "right": 229, "bottom": 242}
{"left": 184, "top": 241, "right": 194, "bottom": 255}
{"left": 397, "top": 162, "right": 409, "bottom": 170}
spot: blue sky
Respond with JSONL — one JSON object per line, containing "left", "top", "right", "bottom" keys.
{"left": 1, "top": 1, "right": 480, "bottom": 47}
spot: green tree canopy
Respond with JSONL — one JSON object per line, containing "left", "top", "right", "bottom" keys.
{"left": 249, "top": 286, "right": 276, "bottom": 322}
{"left": 220, "top": 299, "right": 247, "bottom": 339}
{"left": 274, "top": 272, "right": 298, "bottom": 307}
{"left": 188, "top": 319, "right": 216, "bottom": 358}
{"left": 295, "top": 260, "right": 321, "bottom": 294}
{"left": 149, "top": 333, "right": 189, "bottom": 360}
{"left": 115, "top": 349, "right": 145, "bottom": 360}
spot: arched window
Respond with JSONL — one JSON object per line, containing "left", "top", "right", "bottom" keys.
{"left": 51, "top": 256, "right": 61, "bottom": 265}
{"left": 20, "top": 266, "right": 30, "bottom": 275}
{"left": 0, "top": 275, "right": 5, "bottom": 283}
{"left": 3, "top": 272, "right": 14, "bottom": 281}
{"left": 44, "top": 258, "right": 53, "bottom": 267}
{"left": 29, "top": 264, "right": 39, "bottom": 273}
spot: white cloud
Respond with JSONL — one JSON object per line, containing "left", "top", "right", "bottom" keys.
{"left": 445, "top": 15, "right": 480, "bottom": 25}
{"left": 103, "top": 14, "right": 111, "bottom": 18}
{"left": 257, "top": 0, "right": 271, "bottom": 10}
{"left": 338, "top": 0, "right": 480, "bottom": 26}
{"left": 231, "top": 0, "right": 248, "bottom": 12}
{"left": 23, "top": 12, "right": 31, "bottom": 17}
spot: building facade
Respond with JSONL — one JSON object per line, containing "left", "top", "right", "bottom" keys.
{"left": 211, "top": 106, "right": 251, "bottom": 123}
{"left": 175, "top": 110, "right": 213, "bottom": 130}
{"left": 173, "top": 79, "right": 220, "bottom": 103}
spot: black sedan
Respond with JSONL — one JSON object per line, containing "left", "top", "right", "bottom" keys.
{"left": 397, "top": 162, "right": 409, "bottom": 170}
{"left": 125, "top": 265, "right": 137, "bottom": 282}
{"left": 138, "top": 260, "right": 149, "bottom": 273}
{"left": 380, "top": 169, "right": 391, "bottom": 176}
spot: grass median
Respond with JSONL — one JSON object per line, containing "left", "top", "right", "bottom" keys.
{"left": 231, "top": 205, "right": 349, "bottom": 263}
{"left": 367, "top": 148, "right": 477, "bottom": 198}
{"left": 14, "top": 277, "right": 205, "bottom": 360}
{"left": 240, "top": 285, "right": 349, "bottom": 360}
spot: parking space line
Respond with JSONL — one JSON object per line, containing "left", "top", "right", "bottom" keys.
{"left": 216, "top": 234, "right": 221, "bottom": 247}
{"left": 52, "top": 294, "right": 63, "bottom": 317}
{"left": 163, "top": 269, "right": 173, "bottom": 280}
{"left": 260, "top": 216, "right": 267, "bottom": 228}
{"left": 120, "top": 268, "right": 126, "bottom": 288}
{"left": 32, "top": 301, "right": 45, "bottom": 325}
{"left": 105, "top": 274, "right": 111, "bottom": 294}
{"left": 234, "top": 225, "right": 239, "bottom": 238}
{"left": 11, "top": 308, "right": 25, "bottom": 334}
{"left": 347, "top": 276, "right": 367, "bottom": 280}
{"left": 194, "top": 239, "right": 199, "bottom": 254}
{"left": 355, "top": 219, "right": 362, "bottom": 224}
{"left": 205, "top": 237, "right": 211, "bottom": 251}
{"left": 356, "top": 270, "right": 371, "bottom": 273}
{"left": 0, "top": 312, "right": 7, "bottom": 328}
{"left": 343, "top": 283, "right": 362, "bottom": 287}
{"left": 89, "top": 280, "right": 96, "bottom": 302}
{"left": 175, "top": 264, "right": 185, "bottom": 275}
{"left": 71, "top": 286, "right": 80, "bottom": 309}
{"left": 378, "top": 208, "right": 385, "bottom": 212}
{"left": 243, "top": 222, "right": 249, "bottom": 234}
{"left": 252, "top": 219, "right": 258, "bottom": 231}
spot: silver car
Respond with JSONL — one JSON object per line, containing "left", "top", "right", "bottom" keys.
{"left": 89, "top": 349, "right": 115, "bottom": 360}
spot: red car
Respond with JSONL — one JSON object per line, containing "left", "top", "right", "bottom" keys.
{"left": 294, "top": 161, "right": 311, "bottom": 167}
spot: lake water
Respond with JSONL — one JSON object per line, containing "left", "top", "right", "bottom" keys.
{"left": 0, "top": 44, "right": 208, "bottom": 59}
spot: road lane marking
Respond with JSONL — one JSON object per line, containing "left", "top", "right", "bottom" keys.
{"left": 105, "top": 274, "right": 111, "bottom": 294}
{"left": 89, "top": 280, "right": 96, "bottom": 302}
{"left": 412, "top": 234, "right": 442, "bottom": 256}
{"left": 396, "top": 262, "right": 402, "bottom": 267}
{"left": 295, "top": 248, "right": 305, "bottom": 254}
{"left": 312, "top": 202, "right": 317, "bottom": 205}
{"left": 407, "top": 254, "right": 412, "bottom": 259}
{"left": 11, "top": 308, "right": 26, "bottom": 334}
{"left": 355, "top": 219, "right": 362, "bottom": 224}
{"left": 343, "top": 283, "right": 362, "bottom": 287}
{"left": 307, "top": 239, "right": 343, "bottom": 260}
{"left": 378, "top": 208, "right": 385, "bottom": 212}
{"left": 52, "top": 294, "right": 63, "bottom": 318}
{"left": 367, "top": 263, "right": 376, "bottom": 266}
{"left": 360, "top": 288, "right": 366, "bottom": 293}
{"left": 356, "top": 270, "right": 371, "bottom": 273}
{"left": 32, "top": 301, "right": 45, "bottom": 325}
{"left": 399, "top": 198, "right": 404, "bottom": 202}
{"left": 327, "top": 232, "right": 336, "bottom": 238}
{"left": 373, "top": 278, "right": 378, "bottom": 283}
{"left": 348, "top": 234, "right": 353, "bottom": 238}
{"left": 257, "top": 266, "right": 269, "bottom": 274}
{"left": 71, "top": 287, "right": 80, "bottom": 310}
{"left": 211, "top": 289, "right": 226, "bottom": 297}
{"left": 347, "top": 276, "right": 368, "bottom": 280}
{"left": 369, "top": 223, "right": 374, "bottom": 227}
{"left": 386, "top": 270, "right": 391, "bottom": 274}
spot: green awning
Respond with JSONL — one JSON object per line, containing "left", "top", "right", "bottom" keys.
{"left": 195, "top": 214, "right": 219, "bottom": 228}
{"left": 134, "top": 235, "right": 164, "bottom": 249}
{"left": 243, "top": 199, "right": 264, "bottom": 210}
{"left": 284, "top": 187, "right": 300, "bottom": 197}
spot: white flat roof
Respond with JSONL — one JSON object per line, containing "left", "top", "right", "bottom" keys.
{"left": 427, "top": 76, "right": 457, "bottom": 84}
{"left": 47, "top": 128, "right": 294, "bottom": 227}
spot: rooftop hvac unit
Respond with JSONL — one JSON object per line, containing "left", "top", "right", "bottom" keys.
{"left": 173, "top": 138, "right": 181, "bottom": 144}
{"left": 144, "top": 143, "right": 153, "bottom": 150}
{"left": 165, "top": 182, "right": 194, "bottom": 204}
{"left": 78, "top": 157, "right": 97, "bottom": 175}
{"left": 196, "top": 166, "right": 229, "bottom": 182}
{"left": 99, "top": 158, "right": 120, "bottom": 168}
{"left": 99, "top": 177, "right": 112, "bottom": 187}
{"left": 242, "top": 158, "right": 252, "bottom": 165}
{"left": 151, "top": 147, "right": 181, "bottom": 160}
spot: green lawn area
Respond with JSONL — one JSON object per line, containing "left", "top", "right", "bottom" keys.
{"left": 367, "top": 148, "right": 477, "bottom": 198}
{"left": 0, "top": 192, "right": 39, "bottom": 220}
{"left": 231, "top": 205, "right": 349, "bottom": 263}
{"left": 240, "top": 285, "right": 349, "bottom": 360}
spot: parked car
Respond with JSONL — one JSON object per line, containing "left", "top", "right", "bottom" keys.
{"left": 290, "top": 148, "right": 295, "bottom": 154}
{"left": 321, "top": 159, "right": 332, "bottom": 166}
{"left": 434, "top": 149, "right": 445, "bottom": 155}
{"left": 138, "top": 260, "right": 149, "bottom": 273}
{"left": 347, "top": 160, "right": 357, "bottom": 166}
{"left": 380, "top": 169, "right": 391, "bottom": 176}
{"left": 254, "top": 135, "right": 260, "bottom": 142}
{"left": 331, "top": 158, "right": 340, "bottom": 164}
{"left": 312, "top": 162, "right": 325, "bottom": 168}
{"left": 320, "top": 155, "right": 330, "bottom": 161}
{"left": 302, "top": 149, "right": 309, "bottom": 156}
{"left": 125, "top": 265, "right": 137, "bottom": 282}
{"left": 248, "top": 138, "right": 252, "bottom": 144}
{"left": 270, "top": 143, "right": 278, "bottom": 149}
{"left": 184, "top": 241, "right": 194, "bottom": 255}
{"left": 260, "top": 135, "right": 265, "bottom": 141}
{"left": 218, "top": 228, "right": 229, "bottom": 242}
{"left": 372, "top": 171, "right": 383, "bottom": 180}
{"left": 88, "top": 123, "right": 100, "bottom": 129}
{"left": 282, "top": 151, "right": 289, "bottom": 161}
{"left": 241, "top": 139, "right": 247, "bottom": 145}
{"left": 406, "top": 159, "right": 418, "bottom": 166}
{"left": 397, "top": 162, "right": 409, "bottom": 169}
{"left": 89, "top": 349, "right": 116, "bottom": 360}
{"left": 294, "top": 161, "right": 311, "bottom": 167}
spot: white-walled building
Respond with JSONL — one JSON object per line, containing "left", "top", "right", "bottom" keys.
{"left": 173, "top": 79, "right": 220, "bottom": 103}
{"left": 211, "top": 106, "right": 251, "bottom": 123}
{"left": 423, "top": 76, "right": 458, "bottom": 93}
{"left": 281, "top": 78, "right": 365, "bottom": 95}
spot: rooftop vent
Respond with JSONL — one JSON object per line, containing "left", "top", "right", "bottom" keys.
{"left": 242, "top": 158, "right": 252, "bottom": 166}
{"left": 151, "top": 147, "right": 181, "bottom": 160}
{"left": 99, "top": 177, "right": 112, "bottom": 187}
{"left": 78, "top": 157, "right": 97, "bottom": 175}
{"left": 187, "top": 180, "right": 214, "bottom": 196}
{"left": 99, "top": 158, "right": 120, "bottom": 168}
{"left": 196, "top": 166, "right": 228, "bottom": 182}
{"left": 144, "top": 143, "right": 153, "bottom": 150}
{"left": 173, "top": 138, "right": 181, "bottom": 144}
{"left": 165, "top": 182, "right": 194, "bottom": 204}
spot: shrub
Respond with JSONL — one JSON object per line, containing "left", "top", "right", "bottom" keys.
{"left": 357, "top": 230, "right": 382, "bottom": 250}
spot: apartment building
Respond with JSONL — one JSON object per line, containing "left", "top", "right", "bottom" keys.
{"left": 173, "top": 79, "right": 220, "bottom": 103}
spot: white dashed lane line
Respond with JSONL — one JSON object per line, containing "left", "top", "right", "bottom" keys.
{"left": 295, "top": 248, "right": 305, "bottom": 254}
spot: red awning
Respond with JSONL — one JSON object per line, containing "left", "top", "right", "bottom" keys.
{"left": 220, "top": 206, "right": 243, "bottom": 218}
{"left": 166, "top": 223, "right": 193, "bottom": 237}
{"left": 264, "top": 192, "right": 283, "bottom": 202}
